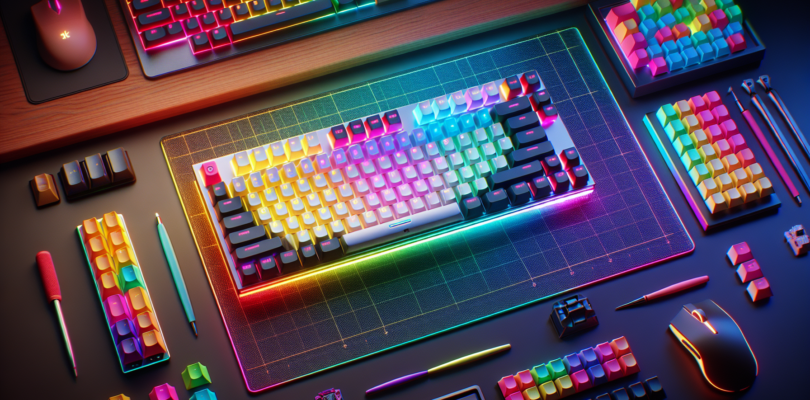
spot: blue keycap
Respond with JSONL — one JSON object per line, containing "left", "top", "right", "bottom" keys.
{"left": 666, "top": 53, "right": 685, "bottom": 70}
{"left": 707, "top": 28, "right": 724, "bottom": 43}
{"left": 637, "top": 4, "right": 656, "bottom": 21}
{"left": 411, "top": 128, "right": 428, "bottom": 146}
{"left": 395, "top": 131, "right": 413, "bottom": 150}
{"left": 724, "top": 22, "right": 743, "bottom": 38}
{"left": 458, "top": 114, "right": 476, "bottom": 133}
{"left": 563, "top": 354, "right": 583, "bottom": 374}
{"left": 647, "top": 35, "right": 660, "bottom": 47}
{"left": 646, "top": 44, "right": 664, "bottom": 60}
{"left": 713, "top": 38, "right": 731, "bottom": 57}
{"left": 413, "top": 100, "right": 434, "bottom": 125}
{"left": 379, "top": 135, "right": 397, "bottom": 155}
{"left": 474, "top": 108, "right": 493, "bottom": 128}
{"left": 691, "top": 31, "right": 709, "bottom": 48}
{"left": 697, "top": 43, "right": 715, "bottom": 62}
{"left": 661, "top": 40, "right": 679, "bottom": 57}
{"left": 432, "top": 96, "right": 452, "bottom": 119}
{"left": 364, "top": 139, "right": 381, "bottom": 158}
{"left": 639, "top": 19, "right": 658, "bottom": 40}
{"left": 656, "top": 13, "right": 677, "bottom": 29}
{"left": 426, "top": 122, "right": 444, "bottom": 142}
{"left": 676, "top": 37, "right": 693, "bottom": 52}
{"left": 588, "top": 364, "right": 608, "bottom": 386}
{"left": 442, "top": 118, "right": 461, "bottom": 137}
{"left": 682, "top": 48, "right": 700, "bottom": 67}
{"left": 578, "top": 348, "right": 600, "bottom": 369}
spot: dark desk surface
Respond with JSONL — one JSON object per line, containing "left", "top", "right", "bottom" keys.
{"left": 2, "top": 1, "right": 808, "bottom": 398}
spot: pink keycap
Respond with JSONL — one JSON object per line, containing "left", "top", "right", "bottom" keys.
{"left": 392, "top": 152, "right": 410, "bottom": 169}
{"left": 619, "top": 353, "right": 640, "bottom": 375}
{"left": 386, "top": 170, "right": 403, "bottom": 187}
{"left": 606, "top": 3, "right": 639, "bottom": 30}
{"left": 702, "top": 91, "right": 723, "bottom": 110}
{"left": 401, "top": 166, "right": 419, "bottom": 183}
{"left": 621, "top": 32, "right": 647, "bottom": 56}
{"left": 727, "top": 134, "right": 747, "bottom": 153}
{"left": 711, "top": 105, "right": 730, "bottom": 123}
{"left": 393, "top": 202, "right": 410, "bottom": 219}
{"left": 369, "top": 174, "right": 388, "bottom": 192}
{"left": 347, "top": 120, "right": 368, "bottom": 142}
{"left": 697, "top": 110, "right": 715, "bottom": 129}
{"left": 571, "top": 369, "right": 593, "bottom": 392}
{"left": 650, "top": 56, "right": 668, "bottom": 76}
{"left": 200, "top": 161, "right": 222, "bottom": 186}
{"left": 709, "top": 9, "right": 729, "bottom": 30}
{"left": 747, "top": 277, "right": 772, "bottom": 302}
{"left": 720, "top": 119, "right": 739, "bottom": 137}
{"left": 706, "top": 124, "right": 725, "bottom": 143}
{"left": 727, "top": 33, "right": 747, "bottom": 53}
{"left": 344, "top": 165, "right": 362, "bottom": 183}
{"left": 396, "top": 183, "right": 414, "bottom": 201}
{"left": 149, "top": 384, "right": 179, "bottom": 400}
{"left": 498, "top": 375, "right": 519, "bottom": 397}
{"left": 506, "top": 393, "right": 523, "bottom": 400}
{"left": 736, "top": 148, "right": 756, "bottom": 168}
{"left": 413, "top": 179, "right": 430, "bottom": 197}
{"left": 416, "top": 161, "right": 434, "bottom": 179}
{"left": 465, "top": 86, "right": 484, "bottom": 110}
{"left": 737, "top": 259, "right": 763, "bottom": 283}
{"left": 363, "top": 193, "right": 381, "bottom": 210}
{"left": 610, "top": 336, "right": 632, "bottom": 358}
{"left": 359, "top": 160, "right": 377, "bottom": 178}
{"left": 713, "top": 139, "right": 732, "bottom": 158}
{"left": 104, "top": 294, "right": 132, "bottom": 325}
{"left": 515, "top": 370, "right": 534, "bottom": 392}
{"left": 366, "top": 115, "right": 386, "bottom": 138}
{"left": 375, "top": 155, "right": 394, "bottom": 173}
{"left": 628, "top": 49, "right": 650, "bottom": 70}
{"left": 603, "top": 359, "right": 624, "bottom": 381}
{"left": 654, "top": 26, "right": 674, "bottom": 44}
{"left": 315, "top": 154, "right": 332, "bottom": 173}
{"left": 689, "top": 95, "right": 708, "bottom": 114}
{"left": 727, "top": 242, "right": 753, "bottom": 265}
{"left": 380, "top": 188, "right": 398, "bottom": 206}
{"left": 594, "top": 342, "right": 615, "bottom": 363}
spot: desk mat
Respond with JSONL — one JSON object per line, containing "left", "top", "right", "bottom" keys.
{"left": 161, "top": 28, "right": 694, "bottom": 392}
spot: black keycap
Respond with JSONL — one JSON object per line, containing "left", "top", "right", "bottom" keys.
{"left": 529, "top": 90, "right": 551, "bottom": 110}
{"left": 232, "top": 3, "right": 251, "bottom": 21}
{"left": 131, "top": 0, "right": 162, "bottom": 16}
{"left": 233, "top": 0, "right": 335, "bottom": 41}
{"left": 570, "top": 165, "right": 589, "bottom": 188}
{"left": 483, "top": 189, "right": 509, "bottom": 213}
{"left": 106, "top": 148, "right": 135, "bottom": 182}
{"left": 300, "top": 244, "right": 320, "bottom": 268}
{"left": 188, "top": 0, "right": 208, "bottom": 16}
{"left": 84, "top": 153, "right": 111, "bottom": 188}
{"left": 237, "top": 261, "right": 260, "bottom": 286}
{"left": 166, "top": 21, "right": 185, "bottom": 39}
{"left": 258, "top": 255, "right": 280, "bottom": 280}
{"left": 507, "top": 182, "right": 531, "bottom": 205}
{"left": 539, "top": 104, "right": 558, "bottom": 121}
{"left": 227, "top": 225, "right": 267, "bottom": 250}
{"left": 347, "top": 119, "right": 367, "bottom": 138}
{"left": 200, "top": 12, "right": 218, "bottom": 31}
{"left": 491, "top": 96, "right": 532, "bottom": 123}
{"left": 628, "top": 382, "right": 648, "bottom": 400}
{"left": 611, "top": 388, "right": 630, "bottom": 400}
{"left": 224, "top": 0, "right": 242, "bottom": 6}
{"left": 551, "top": 171, "right": 570, "bottom": 193}
{"left": 521, "top": 70, "right": 541, "bottom": 93}
{"left": 333, "top": 0, "right": 355, "bottom": 12}
{"left": 136, "top": 8, "right": 172, "bottom": 32}
{"left": 319, "top": 238, "right": 343, "bottom": 262}
{"left": 190, "top": 32, "right": 212, "bottom": 53}
{"left": 560, "top": 147, "right": 580, "bottom": 169}
{"left": 183, "top": 17, "right": 202, "bottom": 35}
{"left": 487, "top": 160, "right": 544, "bottom": 190}
{"left": 142, "top": 26, "right": 173, "bottom": 49}
{"left": 215, "top": 8, "right": 234, "bottom": 25}
{"left": 529, "top": 175, "right": 551, "bottom": 199}
{"left": 267, "top": 0, "right": 283, "bottom": 12}
{"left": 249, "top": 0, "right": 268, "bottom": 15}
{"left": 366, "top": 115, "right": 384, "bottom": 134}
{"left": 507, "top": 141, "right": 555, "bottom": 167}
{"left": 210, "top": 182, "right": 229, "bottom": 203}
{"left": 170, "top": 3, "right": 189, "bottom": 20}
{"left": 595, "top": 394, "right": 611, "bottom": 400}
{"left": 383, "top": 110, "right": 402, "bottom": 131}
{"left": 505, "top": 112, "right": 540, "bottom": 136}
{"left": 542, "top": 154, "right": 561, "bottom": 175}
{"left": 222, "top": 211, "right": 255, "bottom": 234}
{"left": 644, "top": 376, "right": 666, "bottom": 400}
{"left": 512, "top": 126, "right": 547, "bottom": 149}
{"left": 60, "top": 160, "right": 89, "bottom": 198}
{"left": 460, "top": 197, "right": 484, "bottom": 219}
{"left": 280, "top": 250, "right": 302, "bottom": 272}
{"left": 205, "top": 0, "right": 225, "bottom": 10}
{"left": 234, "top": 237, "right": 283, "bottom": 264}
{"left": 209, "top": 28, "right": 231, "bottom": 47}
{"left": 216, "top": 198, "right": 245, "bottom": 220}
{"left": 330, "top": 125, "right": 350, "bottom": 143}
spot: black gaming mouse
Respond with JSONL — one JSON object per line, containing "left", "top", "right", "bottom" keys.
{"left": 669, "top": 299, "right": 758, "bottom": 392}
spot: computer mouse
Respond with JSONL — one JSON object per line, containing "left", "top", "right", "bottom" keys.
{"left": 31, "top": 0, "right": 96, "bottom": 71}
{"left": 669, "top": 299, "right": 758, "bottom": 392}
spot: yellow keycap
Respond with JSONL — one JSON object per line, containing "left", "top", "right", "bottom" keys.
{"left": 698, "top": 177, "right": 720, "bottom": 200}
{"left": 714, "top": 173, "right": 733, "bottom": 192}
{"left": 278, "top": 183, "right": 296, "bottom": 202}
{"left": 344, "top": 215, "right": 363, "bottom": 233}
{"left": 271, "top": 202, "right": 290, "bottom": 220}
{"left": 102, "top": 212, "right": 123, "bottom": 239}
{"left": 281, "top": 162, "right": 299, "bottom": 183}
{"left": 731, "top": 168, "right": 750, "bottom": 187}
{"left": 689, "top": 129, "right": 709, "bottom": 148}
{"left": 126, "top": 286, "right": 153, "bottom": 315}
{"left": 300, "top": 212, "right": 318, "bottom": 229}
{"left": 305, "top": 193, "right": 322, "bottom": 211}
{"left": 296, "top": 229, "right": 313, "bottom": 248}
{"left": 246, "top": 192, "right": 264, "bottom": 211}
{"left": 108, "top": 229, "right": 132, "bottom": 253}
{"left": 755, "top": 177, "right": 774, "bottom": 197}
{"left": 289, "top": 197, "right": 306, "bottom": 216}
{"left": 538, "top": 380, "right": 560, "bottom": 400}
{"left": 82, "top": 218, "right": 102, "bottom": 242}
{"left": 283, "top": 216, "right": 301, "bottom": 234}
{"left": 284, "top": 136, "right": 306, "bottom": 161}
{"left": 263, "top": 167, "right": 282, "bottom": 188}
{"left": 255, "top": 207, "right": 273, "bottom": 225}
{"left": 723, "top": 188, "right": 744, "bottom": 208}
{"left": 249, "top": 146, "right": 270, "bottom": 171}
{"left": 706, "top": 192, "right": 728, "bottom": 213}
{"left": 348, "top": 198, "right": 366, "bottom": 215}
{"left": 114, "top": 246, "right": 137, "bottom": 269}
{"left": 328, "top": 220, "right": 347, "bottom": 238}
{"left": 315, "top": 207, "right": 333, "bottom": 225}
{"left": 690, "top": 14, "right": 712, "bottom": 33}
{"left": 231, "top": 151, "right": 252, "bottom": 176}
{"left": 261, "top": 187, "right": 280, "bottom": 206}
{"left": 701, "top": 0, "right": 717, "bottom": 13}
{"left": 321, "top": 188, "right": 339, "bottom": 206}
{"left": 269, "top": 142, "right": 287, "bottom": 166}
{"left": 297, "top": 158, "right": 317, "bottom": 179}
{"left": 336, "top": 183, "right": 355, "bottom": 202}
{"left": 248, "top": 171, "right": 265, "bottom": 192}
{"left": 283, "top": 233, "right": 299, "bottom": 251}
{"left": 266, "top": 220, "right": 285, "bottom": 238}
{"left": 614, "top": 19, "right": 638, "bottom": 43}
{"left": 331, "top": 202, "right": 350, "bottom": 220}
{"left": 328, "top": 169, "right": 345, "bottom": 187}
{"left": 722, "top": 154, "right": 741, "bottom": 173}
{"left": 98, "top": 271, "right": 122, "bottom": 299}
{"left": 681, "top": 115, "right": 700, "bottom": 134}
{"left": 87, "top": 235, "right": 110, "bottom": 261}
{"left": 554, "top": 375, "right": 576, "bottom": 398}
{"left": 740, "top": 182, "right": 759, "bottom": 203}
{"left": 311, "top": 174, "right": 329, "bottom": 192}
{"left": 229, "top": 176, "right": 249, "bottom": 197}
{"left": 631, "top": 0, "right": 650, "bottom": 8}
{"left": 522, "top": 387, "right": 541, "bottom": 400}
{"left": 745, "top": 163, "right": 765, "bottom": 182}
{"left": 707, "top": 159, "right": 725, "bottom": 178}
{"left": 312, "top": 225, "right": 331, "bottom": 242}
{"left": 697, "top": 144, "right": 717, "bottom": 163}
{"left": 293, "top": 178, "right": 312, "bottom": 197}
{"left": 674, "top": 100, "right": 693, "bottom": 118}
{"left": 304, "top": 132, "right": 321, "bottom": 154}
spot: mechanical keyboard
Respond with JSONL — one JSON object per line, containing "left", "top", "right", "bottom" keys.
{"left": 193, "top": 70, "right": 594, "bottom": 294}
{"left": 121, "top": 0, "right": 440, "bottom": 77}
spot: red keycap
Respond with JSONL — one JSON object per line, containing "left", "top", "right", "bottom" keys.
{"left": 141, "top": 329, "right": 168, "bottom": 360}
{"left": 149, "top": 383, "right": 179, "bottom": 400}
{"left": 672, "top": 23, "right": 690, "bottom": 39}
{"left": 571, "top": 369, "right": 593, "bottom": 392}
{"left": 689, "top": 95, "right": 708, "bottom": 114}
{"left": 727, "top": 33, "right": 747, "bottom": 53}
{"left": 606, "top": 3, "right": 639, "bottom": 30}
{"left": 621, "top": 32, "right": 647, "bottom": 56}
{"left": 710, "top": 9, "right": 729, "bottom": 30}
{"left": 736, "top": 148, "right": 756, "bottom": 168}
{"left": 696, "top": 110, "right": 715, "bottom": 129}
{"left": 747, "top": 277, "right": 772, "bottom": 302}
{"left": 727, "top": 242, "right": 753, "bottom": 265}
{"left": 727, "top": 134, "right": 747, "bottom": 153}
{"left": 98, "top": 271, "right": 123, "bottom": 300}
{"left": 609, "top": 336, "right": 632, "bottom": 358}
{"left": 505, "top": 393, "right": 523, "bottom": 400}
{"left": 537, "top": 105, "right": 558, "bottom": 126}
{"left": 200, "top": 161, "right": 221, "bottom": 186}
{"left": 618, "top": 353, "right": 640, "bottom": 375}
{"left": 603, "top": 359, "right": 624, "bottom": 381}
{"left": 650, "top": 56, "right": 668, "bottom": 76}
{"left": 594, "top": 342, "right": 615, "bottom": 363}
{"left": 498, "top": 375, "right": 519, "bottom": 397}
{"left": 520, "top": 71, "right": 541, "bottom": 93}
{"left": 737, "top": 259, "right": 763, "bottom": 283}
{"left": 515, "top": 370, "right": 534, "bottom": 391}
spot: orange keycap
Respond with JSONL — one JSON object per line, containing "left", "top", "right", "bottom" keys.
{"left": 136, "top": 311, "right": 160, "bottom": 334}
{"left": 98, "top": 271, "right": 123, "bottom": 300}
{"left": 140, "top": 330, "right": 168, "bottom": 361}
{"left": 82, "top": 218, "right": 102, "bottom": 242}
{"left": 102, "top": 211, "right": 123, "bottom": 238}
{"left": 92, "top": 254, "right": 117, "bottom": 278}
{"left": 30, "top": 173, "right": 60, "bottom": 207}
{"left": 114, "top": 246, "right": 137, "bottom": 269}
{"left": 108, "top": 229, "right": 132, "bottom": 253}
{"left": 86, "top": 235, "right": 110, "bottom": 260}
{"left": 126, "top": 287, "right": 153, "bottom": 316}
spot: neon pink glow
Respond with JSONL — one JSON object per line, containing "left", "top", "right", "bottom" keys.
{"left": 245, "top": 244, "right": 259, "bottom": 251}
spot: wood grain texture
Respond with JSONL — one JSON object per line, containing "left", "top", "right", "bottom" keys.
{"left": 0, "top": 0, "right": 586, "bottom": 163}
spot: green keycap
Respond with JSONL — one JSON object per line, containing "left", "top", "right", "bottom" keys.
{"left": 673, "top": 134, "right": 695, "bottom": 156}
{"left": 463, "top": 147, "right": 481, "bottom": 165}
{"left": 471, "top": 178, "right": 490, "bottom": 196}
{"left": 119, "top": 265, "right": 145, "bottom": 293}
{"left": 653, "top": 0, "right": 673, "bottom": 18}
{"left": 439, "top": 137, "right": 457, "bottom": 156}
{"left": 474, "top": 161, "right": 492, "bottom": 178}
{"left": 687, "top": 2, "right": 705, "bottom": 18}
{"left": 489, "top": 156, "right": 509, "bottom": 173}
{"left": 448, "top": 153, "right": 465, "bottom": 170}
{"left": 725, "top": 5, "right": 742, "bottom": 24}
{"left": 182, "top": 362, "right": 212, "bottom": 390}
{"left": 716, "top": 0, "right": 734, "bottom": 10}
{"left": 458, "top": 166, "right": 475, "bottom": 183}
{"left": 495, "top": 137, "right": 513, "bottom": 156}
{"left": 681, "top": 148, "right": 702, "bottom": 170}
{"left": 531, "top": 364, "right": 553, "bottom": 385}
{"left": 488, "top": 123, "right": 506, "bottom": 141}
{"left": 674, "top": 7, "right": 693, "bottom": 24}
{"left": 480, "top": 143, "right": 498, "bottom": 161}
{"left": 546, "top": 358, "right": 567, "bottom": 380}
{"left": 665, "top": 120, "right": 687, "bottom": 141}
{"left": 454, "top": 132, "right": 474, "bottom": 151}
{"left": 454, "top": 183, "right": 473, "bottom": 200}
{"left": 473, "top": 128, "right": 489, "bottom": 146}
{"left": 689, "top": 163, "right": 711, "bottom": 185}
{"left": 656, "top": 104, "right": 678, "bottom": 127}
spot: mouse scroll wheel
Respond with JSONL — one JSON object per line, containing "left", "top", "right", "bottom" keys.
{"left": 690, "top": 309, "right": 707, "bottom": 323}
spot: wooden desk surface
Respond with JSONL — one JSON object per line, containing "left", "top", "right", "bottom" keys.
{"left": 0, "top": 0, "right": 585, "bottom": 163}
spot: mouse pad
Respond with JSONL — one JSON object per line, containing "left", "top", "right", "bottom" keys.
{"left": 0, "top": 0, "right": 127, "bottom": 104}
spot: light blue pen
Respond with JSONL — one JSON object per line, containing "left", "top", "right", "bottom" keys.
{"left": 156, "top": 213, "right": 197, "bottom": 337}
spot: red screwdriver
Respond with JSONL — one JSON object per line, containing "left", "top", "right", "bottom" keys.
{"left": 37, "top": 251, "right": 78, "bottom": 377}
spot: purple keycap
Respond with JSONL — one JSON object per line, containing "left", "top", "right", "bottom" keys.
{"left": 112, "top": 319, "right": 136, "bottom": 344}
{"left": 401, "top": 166, "right": 419, "bottom": 183}
{"left": 396, "top": 183, "right": 414, "bottom": 201}
{"left": 332, "top": 149, "right": 349, "bottom": 169}
{"left": 465, "top": 86, "right": 484, "bottom": 110}
{"left": 347, "top": 144, "right": 365, "bottom": 164}
{"left": 412, "top": 128, "right": 428, "bottom": 146}
{"left": 395, "top": 132, "right": 413, "bottom": 150}
{"left": 417, "top": 161, "right": 434, "bottom": 178}
{"left": 386, "top": 170, "right": 403, "bottom": 187}
{"left": 379, "top": 135, "right": 398, "bottom": 155}
{"left": 370, "top": 174, "right": 388, "bottom": 192}
{"left": 482, "top": 82, "right": 500, "bottom": 106}
{"left": 118, "top": 337, "right": 144, "bottom": 368}
{"left": 375, "top": 155, "right": 394, "bottom": 173}
{"left": 315, "top": 154, "right": 332, "bottom": 173}
{"left": 392, "top": 152, "right": 410, "bottom": 169}
{"left": 364, "top": 139, "right": 381, "bottom": 158}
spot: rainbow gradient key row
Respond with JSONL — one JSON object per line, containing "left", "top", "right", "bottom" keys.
{"left": 78, "top": 212, "right": 169, "bottom": 372}
{"left": 606, "top": 0, "right": 746, "bottom": 75}
{"left": 194, "top": 70, "right": 594, "bottom": 293}
{"left": 497, "top": 336, "right": 639, "bottom": 400}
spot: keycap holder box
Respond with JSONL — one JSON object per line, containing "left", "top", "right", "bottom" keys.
{"left": 192, "top": 75, "right": 595, "bottom": 294}
{"left": 76, "top": 214, "right": 170, "bottom": 373}
{"left": 643, "top": 112, "right": 781, "bottom": 231}
{"left": 587, "top": 0, "right": 766, "bottom": 98}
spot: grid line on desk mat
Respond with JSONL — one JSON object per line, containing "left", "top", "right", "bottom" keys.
{"left": 161, "top": 28, "right": 693, "bottom": 392}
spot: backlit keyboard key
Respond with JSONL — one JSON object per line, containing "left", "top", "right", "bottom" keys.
{"left": 500, "top": 75, "right": 522, "bottom": 101}
{"left": 482, "top": 82, "right": 500, "bottom": 106}
{"left": 465, "top": 86, "right": 484, "bottom": 110}
{"left": 492, "top": 96, "right": 532, "bottom": 123}
{"left": 414, "top": 101, "right": 435, "bottom": 125}
{"left": 520, "top": 70, "right": 541, "bottom": 93}
{"left": 190, "top": 32, "right": 212, "bottom": 53}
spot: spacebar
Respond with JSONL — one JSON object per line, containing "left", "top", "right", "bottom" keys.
{"left": 341, "top": 203, "right": 463, "bottom": 254}
{"left": 229, "top": 0, "right": 335, "bottom": 42}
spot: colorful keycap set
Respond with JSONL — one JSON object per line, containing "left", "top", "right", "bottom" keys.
{"left": 643, "top": 90, "right": 781, "bottom": 231}
{"left": 193, "top": 71, "right": 594, "bottom": 292}
{"left": 77, "top": 212, "right": 170, "bottom": 372}
{"left": 588, "top": 0, "right": 764, "bottom": 96}
{"left": 497, "top": 336, "right": 639, "bottom": 400}
{"left": 59, "top": 147, "right": 136, "bottom": 201}
{"left": 727, "top": 242, "right": 772, "bottom": 303}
